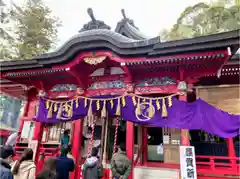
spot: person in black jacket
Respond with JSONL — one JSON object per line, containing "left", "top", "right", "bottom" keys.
{"left": 0, "top": 145, "right": 15, "bottom": 179}
{"left": 36, "top": 158, "right": 57, "bottom": 179}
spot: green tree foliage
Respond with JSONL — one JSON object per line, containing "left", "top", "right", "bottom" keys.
{"left": 1, "top": 0, "right": 61, "bottom": 60}
{"left": 160, "top": 0, "right": 240, "bottom": 41}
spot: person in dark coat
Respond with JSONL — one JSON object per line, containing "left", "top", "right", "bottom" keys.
{"left": 0, "top": 145, "right": 15, "bottom": 179}
{"left": 56, "top": 147, "right": 75, "bottom": 179}
{"left": 82, "top": 147, "right": 102, "bottom": 179}
{"left": 111, "top": 143, "right": 132, "bottom": 179}
{"left": 36, "top": 158, "right": 57, "bottom": 179}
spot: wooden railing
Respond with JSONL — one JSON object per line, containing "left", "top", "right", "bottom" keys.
{"left": 196, "top": 155, "right": 240, "bottom": 176}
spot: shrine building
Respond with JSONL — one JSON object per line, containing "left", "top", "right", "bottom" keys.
{"left": 0, "top": 9, "right": 239, "bottom": 179}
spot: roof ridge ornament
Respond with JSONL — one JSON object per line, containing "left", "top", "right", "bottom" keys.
{"left": 79, "top": 8, "right": 111, "bottom": 32}
{"left": 121, "top": 9, "right": 127, "bottom": 19}
{"left": 119, "top": 9, "right": 138, "bottom": 30}
{"left": 87, "top": 8, "right": 96, "bottom": 22}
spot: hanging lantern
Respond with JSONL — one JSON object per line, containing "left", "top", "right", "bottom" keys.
{"left": 177, "top": 81, "right": 187, "bottom": 91}
{"left": 38, "top": 90, "right": 46, "bottom": 97}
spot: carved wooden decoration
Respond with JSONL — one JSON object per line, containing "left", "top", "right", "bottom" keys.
{"left": 84, "top": 56, "right": 106, "bottom": 65}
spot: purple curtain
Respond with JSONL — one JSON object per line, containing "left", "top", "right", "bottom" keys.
{"left": 36, "top": 96, "right": 240, "bottom": 138}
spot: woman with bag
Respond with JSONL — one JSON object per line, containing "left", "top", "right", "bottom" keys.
{"left": 11, "top": 148, "right": 35, "bottom": 179}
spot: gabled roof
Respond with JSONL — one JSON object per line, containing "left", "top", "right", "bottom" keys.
{"left": 0, "top": 29, "right": 239, "bottom": 72}
{"left": 115, "top": 9, "right": 148, "bottom": 40}
{"left": 0, "top": 8, "right": 239, "bottom": 72}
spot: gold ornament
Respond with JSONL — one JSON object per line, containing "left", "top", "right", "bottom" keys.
{"left": 110, "top": 100, "right": 114, "bottom": 109}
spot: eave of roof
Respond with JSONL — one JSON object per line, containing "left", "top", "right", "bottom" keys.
{"left": 0, "top": 29, "right": 239, "bottom": 72}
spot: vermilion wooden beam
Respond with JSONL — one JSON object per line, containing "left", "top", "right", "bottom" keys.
{"left": 226, "top": 138, "right": 237, "bottom": 169}
{"left": 179, "top": 68, "right": 190, "bottom": 146}
{"left": 126, "top": 121, "right": 134, "bottom": 179}
{"left": 180, "top": 95, "right": 190, "bottom": 146}
{"left": 67, "top": 68, "right": 85, "bottom": 88}
{"left": 71, "top": 119, "right": 83, "bottom": 179}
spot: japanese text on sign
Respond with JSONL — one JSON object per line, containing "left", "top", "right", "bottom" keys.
{"left": 180, "top": 146, "right": 197, "bottom": 179}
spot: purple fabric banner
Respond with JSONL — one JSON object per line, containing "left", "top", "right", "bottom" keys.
{"left": 35, "top": 96, "right": 240, "bottom": 138}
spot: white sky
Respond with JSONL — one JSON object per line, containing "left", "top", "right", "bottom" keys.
{"left": 10, "top": 0, "right": 210, "bottom": 46}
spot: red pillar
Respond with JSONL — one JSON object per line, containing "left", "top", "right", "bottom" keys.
{"left": 71, "top": 120, "right": 83, "bottom": 179}
{"left": 33, "top": 122, "right": 44, "bottom": 164}
{"left": 17, "top": 100, "right": 30, "bottom": 143}
{"left": 179, "top": 95, "right": 190, "bottom": 146}
{"left": 226, "top": 138, "right": 236, "bottom": 169}
{"left": 142, "top": 126, "right": 148, "bottom": 165}
{"left": 33, "top": 122, "right": 43, "bottom": 140}
{"left": 126, "top": 121, "right": 134, "bottom": 179}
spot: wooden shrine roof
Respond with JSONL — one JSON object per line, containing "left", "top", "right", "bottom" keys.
{"left": 0, "top": 29, "right": 239, "bottom": 72}
{"left": 0, "top": 9, "right": 239, "bottom": 99}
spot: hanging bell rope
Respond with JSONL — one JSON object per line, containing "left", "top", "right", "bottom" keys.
{"left": 87, "top": 118, "right": 96, "bottom": 156}
{"left": 113, "top": 117, "right": 119, "bottom": 155}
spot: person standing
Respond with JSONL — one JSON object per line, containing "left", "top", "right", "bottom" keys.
{"left": 11, "top": 148, "right": 35, "bottom": 179}
{"left": 5, "top": 132, "right": 17, "bottom": 147}
{"left": 0, "top": 145, "right": 15, "bottom": 179}
{"left": 56, "top": 147, "right": 75, "bottom": 179}
{"left": 60, "top": 130, "right": 70, "bottom": 156}
{"left": 111, "top": 143, "right": 132, "bottom": 179}
{"left": 36, "top": 158, "right": 57, "bottom": 179}
{"left": 82, "top": 147, "right": 102, "bottom": 179}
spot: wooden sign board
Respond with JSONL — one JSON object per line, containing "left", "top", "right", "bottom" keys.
{"left": 180, "top": 146, "right": 197, "bottom": 179}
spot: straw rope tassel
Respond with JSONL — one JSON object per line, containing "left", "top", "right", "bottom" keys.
{"left": 87, "top": 100, "right": 93, "bottom": 117}
{"left": 168, "top": 96, "right": 173, "bottom": 107}
{"left": 156, "top": 98, "right": 161, "bottom": 110}
{"left": 110, "top": 99, "right": 114, "bottom": 109}
{"left": 121, "top": 96, "right": 126, "bottom": 107}
{"left": 54, "top": 102, "right": 58, "bottom": 112}
{"left": 113, "top": 118, "right": 119, "bottom": 155}
{"left": 84, "top": 98, "right": 88, "bottom": 108}
{"left": 47, "top": 102, "right": 53, "bottom": 118}
{"left": 75, "top": 98, "right": 79, "bottom": 108}
{"left": 65, "top": 102, "right": 69, "bottom": 112}
{"left": 101, "top": 100, "right": 107, "bottom": 118}
{"left": 68, "top": 100, "right": 73, "bottom": 117}
{"left": 96, "top": 100, "right": 100, "bottom": 111}
{"left": 87, "top": 119, "right": 96, "bottom": 156}
{"left": 162, "top": 98, "right": 168, "bottom": 117}
{"left": 136, "top": 97, "right": 141, "bottom": 116}
{"left": 132, "top": 96, "right": 137, "bottom": 106}
{"left": 148, "top": 98, "right": 154, "bottom": 118}
{"left": 46, "top": 100, "right": 49, "bottom": 109}
{"left": 56, "top": 103, "right": 63, "bottom": 119}
{"left": 115, "top": 98, "right": 121, "bottom": 116}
